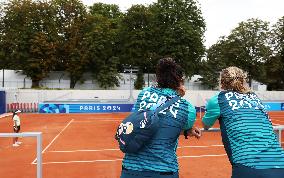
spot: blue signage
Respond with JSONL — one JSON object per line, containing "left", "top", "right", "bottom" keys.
{"left": 263, "top": 102, "right": 282, "bottom": 111}
{"left": 39, "top": 102, "right": 284, "bottom": 113}
{"left": 39, "top": 103, "right": 134, "bottom": 113}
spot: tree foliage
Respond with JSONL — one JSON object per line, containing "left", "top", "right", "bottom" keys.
{"left": 0, "top": 0, "right": 207, "bottom": 89}
{"left": 150, "top": 0, "right": 206, "bottom": 77}
{"left": 199, "top": 38, "right": 233, "bottom": 89}
{"left": 52, "top": 0, "right": 89, "bottom": 89}
{"left": 95, "top": 57, "right": 121, "bottom": 89}
{"left": 119, "top": 5, "right": 153, "bottom": 68}
{"left": 226, "top": 19, "right": 272, "bottom": 85}
{"left": 87, "top": 3, "right": 122, "bottom": 88}
{"left": 4, "top": 1, "right": 282, "bottom": 91}
{"left": 0, "top": 0, "right": 57, "bottom": 87}
{"left": 265, "top": 16, "right": 284, "bottom": 90}
{"left": 200, "top": 19, "right": 273, "bottom": 89}
{"left": 134, "top": 69, "right": 145, "bottom": 89}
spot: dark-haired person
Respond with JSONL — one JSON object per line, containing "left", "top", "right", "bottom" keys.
{"left": 12, "top": 110, "right": 22, "bottom": 147}
{"left": 120, "top": 57, "right": 201, "bottom": 178}
{"left": 202, "top": 66, "right": 284, "bottom": 178}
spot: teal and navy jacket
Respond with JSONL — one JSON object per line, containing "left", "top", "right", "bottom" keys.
{"left": 122, "top": 87, "right": 196, "bottom": 172}
{"left": 202, "top": 91, "right": 284, "bottom": 169}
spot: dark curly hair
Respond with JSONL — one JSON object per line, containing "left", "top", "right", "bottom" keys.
{"left": 156, "top": 57, "right": 184, "bottom": 90}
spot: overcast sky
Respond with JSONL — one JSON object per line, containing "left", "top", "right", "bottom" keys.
{"left": 82, "top": 0, "right": 284, "bottom": 48}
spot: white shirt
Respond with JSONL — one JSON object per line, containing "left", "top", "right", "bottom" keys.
{"left": 13, "top": 115, "right": 20, "bottom": 126}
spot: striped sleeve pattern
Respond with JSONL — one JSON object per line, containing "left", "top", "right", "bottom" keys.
{"left": 202, "top": 92, "right": 221, "bottom": 127}
{"left": 218, "top": 91, "right": 284, "bottom": 169}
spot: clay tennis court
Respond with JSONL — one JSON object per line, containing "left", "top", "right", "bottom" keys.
{"left": 0, "top": 112, "right": 283, "bottom": 178}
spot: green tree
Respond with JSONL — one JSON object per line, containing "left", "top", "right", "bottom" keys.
{"left": 265, "top": 16, "right": 284, "bottom": 90}
{"left": 119, "top": 5, "right": 153, "bottom": 70}
{"left": 87, "top": 3, "right": 122, "bottom": 88}
{"left": 150, "top": 0, "right": 206, "bottom": 77}
{"left": 95, "top": 57, "right": 121, "bottom": 89}
{"left": 200, "top": 19, "right": 272, "bottom": 89}
{"left": 199, "top": 38, "right": 229, "bottom": 89}
{"left": 89, "top": 2, "right": 122, "bottom": 19}
{"left": 134, "top": 69, "right": 145, "bottom": 89}
{"left": 226, "top": 18, "right": 272, "bottom": 86}
{"left": 52, "top": 0, "right": 89, "bottom": 88}
{"left": 1, "top": 0, "right": 57, "bottom": 88}
{"left": 0, "top": 2, "right": 8, "bottom": 70}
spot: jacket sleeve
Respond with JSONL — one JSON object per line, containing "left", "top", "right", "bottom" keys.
{"left": 183, "top": 102, "right": 196, "bottom": 130}
{"left": 202, "top": 92, "right": 221, "bottom": 127}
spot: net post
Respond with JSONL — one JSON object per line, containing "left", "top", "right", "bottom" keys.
{"left": 199, "top": 106, "right": 202, "bottom": 120}
{"left": 272, "top": 126, "right": 283, "bottom": 146}
{"left": 0, "top": 132, "right": 42, "bottom": 178}
{"left": 201, "top": 126, "right": 283, "bottom": 146}
{"left": 36, "top": 133, "right": 42, "bottom": 178}
{"left": 277, "top": 126, "right": 282, "bottom": 146}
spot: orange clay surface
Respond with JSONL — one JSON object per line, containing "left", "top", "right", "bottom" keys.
{"left": 0, "top": 112, "right": 283, "bottom": 178}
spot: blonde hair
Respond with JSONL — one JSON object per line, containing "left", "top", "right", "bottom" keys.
{"left": 220, "top": 66, "right": 251, "bottom": 93}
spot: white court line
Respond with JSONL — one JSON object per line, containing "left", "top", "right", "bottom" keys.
{"left": 73, "top": 120, "right": 120, "bottom": 123}
{"left": 37, "top": 154, "right": 227, "bottom": 165}
{"left": 0, "top": 113, "right": 13, "bottom": 119}
{"left": 177, "top": 145, "right": 223, "bottom": 149}
{"left": 178, "top": 154, "right": 227, "bottom": 159}
{"left": 40, "top": 159, "right": 123, "bottom": 165}
{"left": 48, "top": 144, "right": 224, "bottom": 153}
{"left": 31, "top": 119, "right": 74, "bottom": 164}
{"left": 82, "top": 118, "right": 123, "bottom": 120}
{"left": 49, "top": 148, "right": 120, "bottom": 153}
{"left": 272, "top": 119, "right": 284, "bottom": 124}
{"left": 271, "top": 117, "right": 284, "bottom": 120}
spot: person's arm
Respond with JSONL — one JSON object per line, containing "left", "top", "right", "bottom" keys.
{"left": 13, "top": 117, "right": 18, "bottom": 131}
{"left": 184, "top": 126, "right": 202, "bottom": 139}
{"left": 202, "top": 93, "right": 221, "bottom": 129}
{"left": 183, "top": 102, "right": 202, "bottom": 139}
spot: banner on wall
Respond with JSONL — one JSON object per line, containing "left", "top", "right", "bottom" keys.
{"left": 263, "top": 102, "right": 283, "bottom": 111}
{"left": 39, "top": 102, "right": 284, "bottom": 113}
{"left": 39, "top": 103, "right": 134, "bottom": 113}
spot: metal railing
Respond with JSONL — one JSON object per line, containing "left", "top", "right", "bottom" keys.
{"left": 0, "top": 132, "right": 42, "bottom": 178}
{"left": 201, "top": 125, "right": 284, "bottom": 145}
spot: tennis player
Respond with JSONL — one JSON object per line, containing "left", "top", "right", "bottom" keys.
{"left": 202, "top": 66, "right": 284, "bottom": 178}
{"left": 12, "top": 109, "right": 22, "bottom": 147}
{"left": 120, "top": 57, "right": 201, "bottom": 178}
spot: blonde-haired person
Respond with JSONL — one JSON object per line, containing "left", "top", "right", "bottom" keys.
{"left": 202, "top": 66, "right": 284, "bottom": 178}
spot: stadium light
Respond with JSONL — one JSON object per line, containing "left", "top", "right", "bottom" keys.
{"left": 123, "top": 65, "right": 138, "bottom": 102}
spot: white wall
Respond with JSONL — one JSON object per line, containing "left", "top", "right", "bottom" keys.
{"left": 0, "top": 69, "right": 208, "bottom": 90}
{"left": 2, "top": 70, "right": 280, "bottom": 107}
{"left": 4, "top": 89, "right": 284, "bottom": 107}
{"left": 1, "top": 69, "right": 269, "bottom": 91}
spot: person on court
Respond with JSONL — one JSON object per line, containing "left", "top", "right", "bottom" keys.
{"left": 202, "top": 66, "right": 284, "bottom": 178}
{"left": 12, "top": 109, "right": 22, "bottom": 147}
{"left": 120, "top": 57, "right": 201, "bottom": 178}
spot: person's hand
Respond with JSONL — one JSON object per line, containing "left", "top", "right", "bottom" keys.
{"left": 177, "top": 85, "right": 186, "bottom": 97}
{"left": 188, "top": 126, "right": 202, "bottom": 139}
